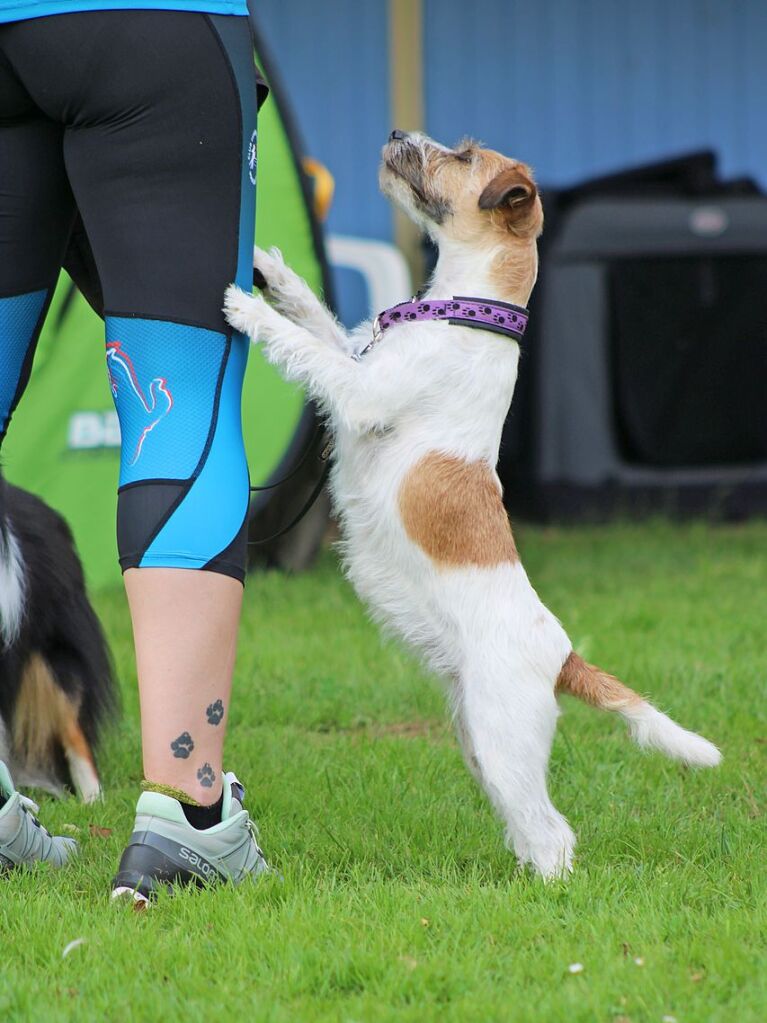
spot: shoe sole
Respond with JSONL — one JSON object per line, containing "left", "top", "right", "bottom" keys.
{"left": 111, "top": 828, "right": 269, "bottom": 903}
{"left": 111, "top": 834, "right": 217, "bottom": 905}
{"left": 0, "top": 850, "right": 76, "bottom": 871}
{"left": 110, "top": 866, "right": 200, "bottom": 904}
{"left": 111, "top": 884, "right": 151, "bottom": 910}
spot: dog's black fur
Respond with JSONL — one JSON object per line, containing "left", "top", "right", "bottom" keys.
{"left": 0, "top": 474, "right": 116, "bottom": 798}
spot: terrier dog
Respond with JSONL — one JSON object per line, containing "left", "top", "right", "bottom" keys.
{"left": 0, "top": 475, "right": 116, "bottom": 803}
{"left": 224, "top": 131, "right": 720, "bottom": 878}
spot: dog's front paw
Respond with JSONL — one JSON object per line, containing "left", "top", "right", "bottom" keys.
{"left": 223, "top": 284, "right": 268, "bottom": 340}
{"left": 252, "top": 245, "right": 287, "bottom": 293}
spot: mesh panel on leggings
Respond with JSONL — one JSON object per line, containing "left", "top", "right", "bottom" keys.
{"left": 0, "top": 289, "right": 47, "bottom": 432}
{"left": 106, "top": 316, "right": 228, "bottom": 486}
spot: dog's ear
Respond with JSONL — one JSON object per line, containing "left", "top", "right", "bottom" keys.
{"left": 478, "top": 166, "right": 537, "bottom": 227}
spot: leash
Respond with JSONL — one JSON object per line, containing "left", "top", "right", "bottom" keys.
{"left": 249, "top": 423, "right": 326, "bottom": 493}
{"left": 247, "top": 457, "right": 332, "bottom": 546}
{"left": 247, "top": 429, "right": 332, "bottom": 547}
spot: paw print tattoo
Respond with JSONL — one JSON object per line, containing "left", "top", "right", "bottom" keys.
{"left": 206, "top": 699, "right": 224, "bottom": 726}
{"left": 197, "top": 763, "right": 215, "bottom": 788}
{"left": 170, "top": 732, "right": 194, "bottom": 759}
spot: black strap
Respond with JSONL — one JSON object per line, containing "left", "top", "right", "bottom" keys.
{"left": 248, "top": 424, "right": 325, "bottom": 493}
{"left": 247, "top": 458, "right": 331, "bottom": 546}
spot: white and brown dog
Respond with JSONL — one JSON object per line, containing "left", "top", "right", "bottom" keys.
{"left": 225, "top": 131, "right": 720, "bottom": 878}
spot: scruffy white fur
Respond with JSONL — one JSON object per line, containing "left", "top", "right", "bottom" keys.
{"left": 0, "top": 525, "right": 25, "bottom": 648}
{"left": 225, "top": 132, "right": 720, "bottom": 878}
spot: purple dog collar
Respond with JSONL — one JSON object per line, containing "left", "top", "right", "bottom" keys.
{"left": 356, "top": 296, "right": 529, "bottom": 360}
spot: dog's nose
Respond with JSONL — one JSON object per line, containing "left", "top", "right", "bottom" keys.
{"left": 389, "top": 129, "right": 408, "bottom": 142}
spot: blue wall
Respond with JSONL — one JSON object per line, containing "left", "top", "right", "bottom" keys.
{"left": 255, "top": 0, "right": 392, "bottom": 241}
{"left": 424, "top": 0, "right": 767, "bottom": 190}
{"left": 256, "top": 0, "right": 767, "bottom": 244}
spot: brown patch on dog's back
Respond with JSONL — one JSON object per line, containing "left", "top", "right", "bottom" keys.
{"left": 399, "top": 452, "right": 518, "bottom": 567}
{"left": 556, "top": 652, "right": 643, "bottom": 710}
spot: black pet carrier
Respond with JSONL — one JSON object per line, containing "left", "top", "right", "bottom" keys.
{"left": 499, "top": 152, "right": 767, "bottom": 519}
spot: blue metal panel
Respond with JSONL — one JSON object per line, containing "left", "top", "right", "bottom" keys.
{"left": 254, "top": 0, "right": 767, "bottom": 246}
{"left": 424, "top": 0, "right": 767, "bottom": 189}
{"left": 255, "top": 0, "right": 392, "bottom": 240}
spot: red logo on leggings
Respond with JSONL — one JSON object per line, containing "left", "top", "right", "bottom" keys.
{"left": 106, "top": 341, "right": 173, "bottom": 466}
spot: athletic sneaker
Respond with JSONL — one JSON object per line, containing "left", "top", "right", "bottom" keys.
{"left": 112, "top": 771, "right": 269, "bottom": 905}
{"left": 0, "top": 761, "right": 78, "bottom": 870}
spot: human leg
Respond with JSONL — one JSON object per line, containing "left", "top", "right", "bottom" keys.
{"left": 0, "top": 37, "right": 80, "bottom": 859}
{"left": 2, "top": 12, "right": 265, "bottom": 895}
{"left": 4, "top": 11, "right": 259, "bottom": 804}
{"left": 124, "top": 568, "right": 241, "bottom": 803}
{"left": 0, "top": 42, "right": 75, "bottom": 440}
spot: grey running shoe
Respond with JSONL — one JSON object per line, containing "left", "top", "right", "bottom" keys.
{"left": 0, "top": 760, "right": 78, "bottom": 870}
{"left": 112, "top": 771, "right": 269, "bottom": 905}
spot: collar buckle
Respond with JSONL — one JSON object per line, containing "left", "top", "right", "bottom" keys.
{"left": 372, "top": 314, "right": 383, "bottom": 344}
{"left": 353, "top": 315, "right": 383, "bottom": 361}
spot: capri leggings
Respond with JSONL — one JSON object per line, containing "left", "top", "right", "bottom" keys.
{"left": 0, "top": 9, "right": 260, "bottom": 581}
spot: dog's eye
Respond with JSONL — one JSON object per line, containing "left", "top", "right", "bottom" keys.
{"left": 453, "top": 149, "right": 474, "bottom": 164}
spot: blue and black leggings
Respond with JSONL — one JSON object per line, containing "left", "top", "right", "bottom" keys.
{"left": 0, "top": 9, "right": 262, "bottom": 581}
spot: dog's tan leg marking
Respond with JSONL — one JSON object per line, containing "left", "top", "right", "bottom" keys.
{"left": 13, "top": 654, "right": 70, "bottom": 767}
{"left": 398, "top": 452, "right": 519, "bottom": 567}
{"left": 12, "top": 653, "right": 101, "bottom": 802}
{"left": 61, "top": 714, "right": 101, "bottom": 804}
{"left": 556, "top": 651, "right": 642, "bottom": 710}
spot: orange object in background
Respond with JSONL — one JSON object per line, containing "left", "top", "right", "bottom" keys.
{"left": 302, "top": 157, "right": 335, "bottom": 222}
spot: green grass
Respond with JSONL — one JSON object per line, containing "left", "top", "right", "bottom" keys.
{"left": 2, "top": 521, "right": 765, "bottom": 1022}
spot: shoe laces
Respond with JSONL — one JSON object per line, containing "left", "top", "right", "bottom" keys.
{"left": 19, "top": 793, "right": 40, "bottom": 815}
{"left": 245, "top": 816, "right": 264, "bottom": 856}
{"left": 18, "top": 794, "right": 50, "bottom": 837}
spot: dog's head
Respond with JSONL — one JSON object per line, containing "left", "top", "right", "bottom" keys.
{"left": 379, "top": 132, "right": 542, "bottom": 304}
{"left": 379, "top": 131, "right": 542, "bottom": 245}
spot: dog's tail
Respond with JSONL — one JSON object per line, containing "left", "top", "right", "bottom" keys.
{"left": 556, "top": 652, "right": 721, "bottom": 767}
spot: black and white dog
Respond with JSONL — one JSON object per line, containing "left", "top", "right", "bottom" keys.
{"left": 0, "top": 474, "right": 116, "bottom": 803}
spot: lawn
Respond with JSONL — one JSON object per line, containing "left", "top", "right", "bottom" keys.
{"left": 1, "top": 521, "right": 765, "bottom": 1022}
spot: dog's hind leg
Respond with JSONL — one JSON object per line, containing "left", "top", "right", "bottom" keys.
{"left": 456, "top": 656, "right": 575, "bottom": 880}
{"left": 13, "top": 653, "right": 101, "bottom": 803}
{"left": 431, "top": 565, "right": 575, "bottom": 878}
{"left": 60, "top": 711, "right": 101, "bottom": 804}
{"left": 44, "top": 649, "right": 103, "bottom": 804}
{"left": 450, "top": 688, "right": 483, "bottom": 786}
{"left": 253, "top": 246, "right": 352, "bottom": 353}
